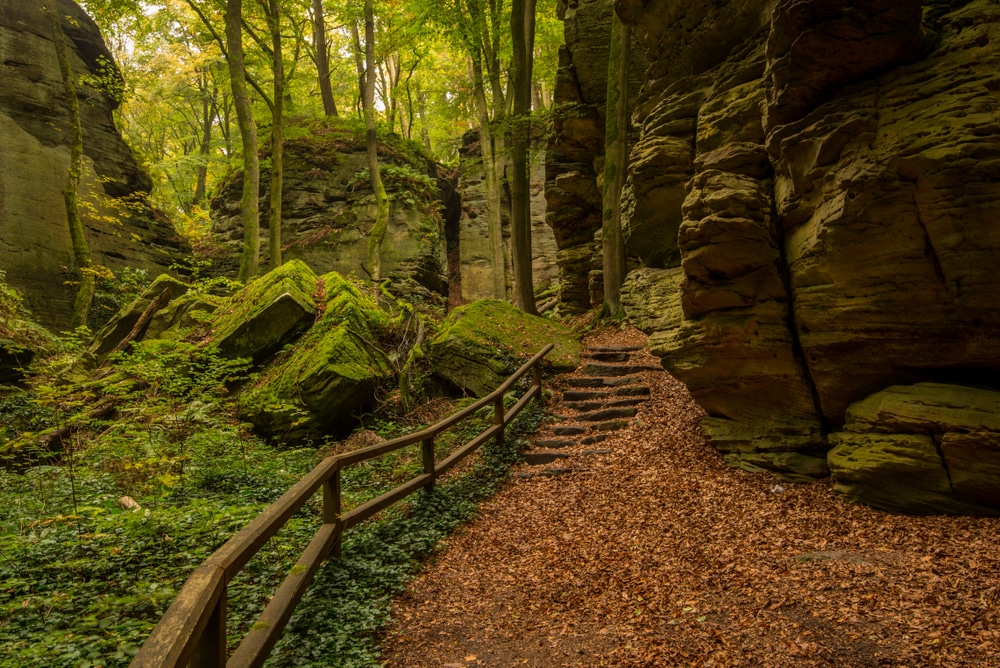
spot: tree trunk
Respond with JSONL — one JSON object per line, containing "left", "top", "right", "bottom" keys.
{"left": 509, "top": 0, "right": 537, "bottom": 314}
{"left": 363, "top": 0, "right": 390, "bottom": 282}
{"left": 227, "top": 0, "right": 260, "bottom": 283}
{"left": 46, "top": 6, "right": 94, "bottom": 329}
{"left": 416, "top": 79, "right": 432, "bottom": 152}
{"left": 350, "top": 22, "right": 365, "bottom": 119}
{"left": 312, "top": 0, "right": 337, "bottom": 117}
{"left": 470, "top": 55, "right": 506, "bottom": 300}
{"left": 600, "top": 14, "right": 630, "bottom": 317}
{"left": 192, "top": 70, "right": 216, "bottom": 207}
{"left": 268, "top": 0, "right": 284, "bottom": 269}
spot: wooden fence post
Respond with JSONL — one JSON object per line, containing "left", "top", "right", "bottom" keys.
{"left": 190, "top": 585, "right": 226, "bottom": 668}
{"left": 422, "top": 436, "right": 436, "bottom": 491}
{"left": 324, "top": 468, "right": 342, "bottom": 559}
{"left": 532, "top": 364, "right": 542, "bottom": 405}
{"left": 494, "top": 396, "right": 505, "bottom": 449}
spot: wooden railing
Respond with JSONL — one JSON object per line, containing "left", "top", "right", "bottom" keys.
{"left": 130, "top": 343, "right": 553, "bottom": 668}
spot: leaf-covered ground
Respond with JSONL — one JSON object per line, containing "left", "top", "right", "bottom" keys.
{"left": 381, "top": 328, "right": 1000, "bottom": 667}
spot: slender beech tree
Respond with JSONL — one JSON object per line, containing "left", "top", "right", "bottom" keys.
{"left": 600, "top": 11, "right": 630, "bottom": 317}
{"left": 45, "top": 4, "right": 95, "bottom": 328}
{"left": 264, "top": 0, "right": 284, "bottom": 268}
{"left": 311, "top": 0, "right": 338, "bottom": 116}
{"left": 226, "top": 0, "right": 260, "bottom": 282}
{"left": 363, "top": 0, "right": 390, "bottom": 281}
{"left": 509, "top": 0, "right": 537, "bottom": 314}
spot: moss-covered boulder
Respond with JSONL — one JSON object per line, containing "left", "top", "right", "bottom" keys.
{"left": 211, "top": 260, "right": 318, "bottom": 363}
{"left": 144, "top": 292, "right": 221, "bottom": 341}
{"left": 88, "top": 274, "right": 190, "bottom": 363}
{"left": 238, "top": 272, "right": 391, "bottom": 442}
{"left": 828, "top": 383, "right": 1000, "bottom": 516}
{"left": 426, "top": 299, "right": 581, "bottom": 397}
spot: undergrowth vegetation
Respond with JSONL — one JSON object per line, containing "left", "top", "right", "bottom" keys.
{"left": 0, "top": 268, "right": 550, "bottom": 667}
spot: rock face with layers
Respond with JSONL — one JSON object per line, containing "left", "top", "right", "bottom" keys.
{"left": 210, "top": 122, "right": 450, "bottom": 303}
{"left": 618, "top": 0, "right": 1000, "bottom": 513}
{"left": 455, "top": 132, "right": 559, "bottom": 303}
{"left": 545, "top": 0, "right": 645, "bottom": 313}
{"left": 0, "top": 0, "right": 186, "bottom": 330}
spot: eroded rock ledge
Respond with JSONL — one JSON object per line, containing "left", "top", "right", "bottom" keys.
{"left": 618, "top": 0, "right": 1000, "bottom": 514}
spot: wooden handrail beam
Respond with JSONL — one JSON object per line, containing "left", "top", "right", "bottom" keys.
{"left": 130, "top": 344, "right": 554, "bottom": 668}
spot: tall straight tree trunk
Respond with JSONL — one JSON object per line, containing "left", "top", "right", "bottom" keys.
{"left": 363, "top": 0, "right": 389, "bottom": 281}
{"left": 470, "top": 56, "right": 506, "bottom": 300}
{"left": 267, "top": 0, "right": 284, "bottom": 269}
{"left": 415, "top": 79, "right": 432, "bottom": 152}
{"left": 312, "top": 0, "right": 337, "bottom": 116}
{"left": 350, "top": 22, "right": 366, "bottom": 119}
{"left": 46, "top": 6, "right": 94, "bottom": 328}
{"left": 227, "top": 0, "right": 260, "bottom": 283}
{"left": 193, "top": 70, "right": 216, "bottom": 207}
{"left": 600, "top": 14, "right": 631, "bottom": 317}
{"left": 509, "top": 0, "right": 537, "bottom": 314}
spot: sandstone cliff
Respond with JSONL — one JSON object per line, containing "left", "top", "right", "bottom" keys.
{"left": 0, "top": 0, "right": 186, "bottom": 330}
{"left": 545, "top": 0, "right": 645, "bottom": 313}
{"left": 616, "top": 0, "right": 1000, "bottom": 514}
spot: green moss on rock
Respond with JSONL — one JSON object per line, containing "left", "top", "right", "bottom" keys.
{"left": 211, "top": 260, "right": 318, "bottom": 363}
{"left": 88, "top": 274, "right": 190, "bottom": 363}
{"left": 238, "top": 273, "right": 393, "bottom": 443}
{"left": 425, "top": 299, "right": 581, "bottom": 397}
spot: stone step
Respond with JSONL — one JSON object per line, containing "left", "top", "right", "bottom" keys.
{"left": 593, "top": 419, "right": 630, "bottom": 432}
{"left": 564, "top": 401, "right": 605, "bottom": 412}
{"left": 553, "top": 425, "right": 587, "bottom": 436}
{"left": 523, "top": 452, "right": 572, "bottom": 466}
{"left": 563, "top": 390, "right": 612, "bottom": 401}
{"left": 580, "top": 434, "right": 607, "bottom": 446}
{"left": 606, "top": 398, "right": 648, "bottom": 408}
{"left": 602, "top": 377, "right": 638, "bottom": 387}
{"left": 588, "top": 345, "right": 645, "bottom": 353}
{"left": 582, "top": 449, "right": 613, "bottom": 457}
{"left": 615, "top": 386, "right": 650, "bottom": 397}
{"left": 577, "top": 407, "right": 638, "bottom": 422}
{"left": 533, "top": 438, "right": 577, "bottom": 449}
{"left": 566, "top": 377, "right": 606, "bottom": 388}
{"left": 585, "top": 351, "right": 630, "bottom": 363}
{"left": 583, "top": 363, "right": 660, "bottom": 377}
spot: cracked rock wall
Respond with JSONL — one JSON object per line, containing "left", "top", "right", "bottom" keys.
{"left": 619, "top": 0, "right": 1000, "bottom": 514}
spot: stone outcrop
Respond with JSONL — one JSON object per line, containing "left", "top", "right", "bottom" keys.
{"left": 617, "top": 0, "right": 1000, "bottom": 513}
{"left": 426, "top": 300, "right": 581, "bottom": 397}
{"left": 455, "top": 132, "right": 559, "bottom": 303}
{"left": 209, "top": 122, "right": 450, "bottom": 303}
{"left": 238, "top": 272, "right": 392, "bottom": 443}
{"left": 830, "top": 384, "right": 1000, "bottom": 515}
{"left": 0, "top": 0, "right": 186, "bottom": 330}
{"left": 545, "top": 0, "right": 645, "bottom": 313}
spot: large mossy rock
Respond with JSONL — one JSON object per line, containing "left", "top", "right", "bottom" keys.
{"left": 211, "top": 260, "right": 318, "bottom": 363}
{"left": 828, "top": 384, "right": 1000, "bottom": 516}
{"left": 88, "top": 274, "right": 190, "bottom": 363}
{"left": 238, "top": 273, "right": 391, "bottom": 442}
{"left": 426, "top": 300, "right": 581, "bottom": 397}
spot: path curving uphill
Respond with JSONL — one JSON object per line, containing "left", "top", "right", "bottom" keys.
{"left": 382, "top": 328, "right": 1000, "bottom": 667}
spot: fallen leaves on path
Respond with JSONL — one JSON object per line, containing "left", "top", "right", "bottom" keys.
{"left": 382, "top": 328, "right": 1000, "bottom": 667}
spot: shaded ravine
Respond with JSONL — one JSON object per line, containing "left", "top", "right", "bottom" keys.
{"left": 380, "top": 327, "right": 999, "bottom": 667}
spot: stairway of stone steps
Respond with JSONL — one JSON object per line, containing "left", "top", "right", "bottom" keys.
{"left": 517, "top": 344, "right": 659, "bottom": 478}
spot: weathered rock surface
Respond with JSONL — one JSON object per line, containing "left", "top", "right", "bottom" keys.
{"left": 617, "top": 0, "right": 1000, "bottom": 506}
{"left": 87, "top": 275, "right": 190, "bottom": 363}
{"left": 210, "top": 122, "right": 449, "bottom": 302}
{"left": 0, "top": 0, "right": 187, "bottom": 330}
{"left": 545, "top": 0, "right": 645, "bottom": 313}
{"left": 455, "top": 132, "right": 559, "bottom": 302}
{"left": 829, "top": 384, "right": 1000, "bottom": 515}
{"left": 238, "top": 273, "right": 391, "bottom": 442}
{"left": 210, "top": 260, "right": 317, "bottom": 363}
{"left": 426, "top": 300, "right": 581, "bottom": 397}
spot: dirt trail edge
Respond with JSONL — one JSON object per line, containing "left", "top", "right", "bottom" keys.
{"left": 382, "top": 328, "right": 1000, "bottom": 667}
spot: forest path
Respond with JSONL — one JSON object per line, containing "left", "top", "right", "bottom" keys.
{"left": 380, "top": 327, "right": 999, "bottom": 667}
